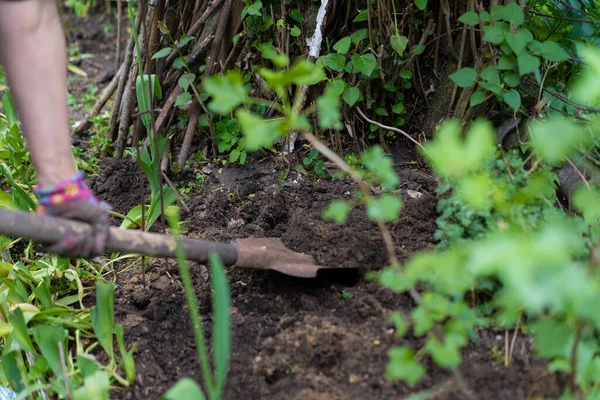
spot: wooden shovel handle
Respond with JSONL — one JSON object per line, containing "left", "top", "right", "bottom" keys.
{"left": 0, "top": 209, "right": 239, "bottom": 265}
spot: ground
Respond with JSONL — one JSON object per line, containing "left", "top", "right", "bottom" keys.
{"left": 66, "top": 9, "right": 561, "bottom": 400}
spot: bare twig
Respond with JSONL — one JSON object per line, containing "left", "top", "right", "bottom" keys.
{"left": 405, "top": 19, "right": 435, "bottom": 71}
{"left": 116, "top": 0, "right": 123, "bottom": 72}
{"left": 355, "top": 107, "right": 430, "bottom": 157}
{"left": 73, "top": 63, "right": 124, "bottom": 136}
{"left": 177, "top": 111, "right": 199, "bottom": 167}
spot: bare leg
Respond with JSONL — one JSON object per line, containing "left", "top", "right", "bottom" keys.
{"left": 0, "top": 0, "right": 76, "bottom": 187}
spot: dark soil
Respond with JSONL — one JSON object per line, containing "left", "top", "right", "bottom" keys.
{"left": 63, "top": 8, "right": 561, "bottom": 400}
{"left": 87, "top": 158, "right": 560, "bottom": 400}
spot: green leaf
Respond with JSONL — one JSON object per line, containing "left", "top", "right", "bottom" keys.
{"left": 178, "top": 34, "right": 195, "bottom": 47}
{"left": 458, "top": 11, "right": 479, "bottom": 25}
{"left": 323, "top": 200, "right": 353, "bottom": 224}
{"left": 387, "top": 312, "right": 410, "bottom": 336}
{"left": 362, "top": 146, "right": 400, "bottom": 190}
{"left": 422, "top": 118, "right": 495, "bottom": 178}
{"left": 351, "top": 28, "right": 369, "bottom": 43}
{"left": 2, "top": 91, "right": 18, "bottom": 128}
{"left": 529, "top": 320, "right": 572, "bottom": 358}
{"left": 385, "top": 347, "right": 425, "bottom": 385}
{"left": 290, "top": 26, "right": 301, "bottom": 37}
{"left": 503, "top": 71, "right": 520, "bottom": 87}
{"left": 317, "top": 86, "right": 343, "bottom": 129}
{"left": 73, "top": 370, "right": 110, "bottom": 400}
{"left": 490, "top": 5, "right": 506, "bottom": 20}
{"left": 517, "top": 54, "right": 540, "bottom": 76}
{"left": 571, "top": 46, "right": 600, "bottom": 106}
{"left": 327, "top": 79, "right": 346, "bottom": 96}
{"left": 483, "top": 25, "right": 505, "bottom": 44}
{"left": 290, "top": 9, "right": 304, "bottom": 23}
{"left": 375, "top": 107, "right": 389, "bottom": 116}
{"left": 32, "top": 325, "right": 67, "bottom": 376}
{"left": 161, "top": 378, "right": 206, "bottom": 400}
{"left": 498, "top": 55, "right": 517, "bottom": 70}
{"left": 414, "top": 0, "right": 427, "bottom": 11}
{"left": 367, "top": 194, "right": 403, "bottom": 221}
{"left": 411, "top": 45, "right": 425, "bottom": 55}
{"left": 540, "top": 41, "right": 569, "bottom": 62}
{"left": 503, "top": 89, "right": 521, "bottom": 110}
{"left": 178, "top": 73, "right": 196, "bottom": 91}
{"left": 425, "top": 336, "right": 462, "bottom": 369}
{"left": 342, "top": 86, "right": 361, "bottom": 106}
{"left": 505, "top": 28, "right": 533, "bottom": 55}
{"left": 573, "top": 187, "right": 600, "bottom": 224}
{"left": 353, "top": 9, "right": 369, "bottom": 22}
{"left": 470, "top": 90, "right": 486, "bottom": 106}
{"left": 390, "top": 35, "right": 409, "bottom": 56}
{"left": 241, "top": 0, "right": 262, "bottom": 19}
{"left": 135, "top": 74, "right": 162, "bottom": 131}
{"left": 236, "top": 110, "right": 282, "bottom": 151}
{"left": 392, "top": 102, "right": 405, "bottom": 114}
{"left": 351, "top": 54, "right": 378, "bottom": 77}
{"left": 175, "top": 91, "right": 192, "bottom": 107}
{"left": 203, "top": 70, "right": 248, "bottom": 114}
{"left": 209, "top": 253, "right": 231, "bottom": 398}
{"left": 91, "top": 282, "right": 115, "bottom": 358}
{"left": 152, "top": 47, "right": 172, "bottom": 60}
{"left": 449, "top": 67, "right": 477, "bottom": 88}
{"left": 528, "top": 40, "right": 543, "bottom": 55}
{"left": 479, "top": 10, "right": 491, "bottom": 22}
{"left": 318, "top": 53, "right": 346, "bottom": 72}
{"left": 8, "top": 307, "right": 35, "bottom": 353}
{"left": 399, "top": 70, "right": 412, "bottom": 79}
{"left": 529, "top": 118, "right": 590, "bottom": 164}
{"left": 503, "top": 1, "right": 524, "bottom": 25}
{"left": 333, "top": 37, "right": 352, "bottom": 55}
{"left": 480, "top": 66, "right": 500, "bottom": 85}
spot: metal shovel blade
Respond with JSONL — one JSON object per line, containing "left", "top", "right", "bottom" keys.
{"left": 232, "top": 238, "right": 329, "bottom": 278}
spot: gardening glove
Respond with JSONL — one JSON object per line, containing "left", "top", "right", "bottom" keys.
{"left": 34, "top": 171, "right": 111, "bottom": 259}
{"left": 0, "top": 386, "right": 16, "bottom": 400}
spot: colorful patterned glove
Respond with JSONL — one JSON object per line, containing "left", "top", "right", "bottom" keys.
{"left": 34, "top": 171, "right": 111, "bottom": 259}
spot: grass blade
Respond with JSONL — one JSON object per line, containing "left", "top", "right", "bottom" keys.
{"left": 209, "top": 253, "right": 231, "bottom": 399}
{"left": 91, "top": 282, "right": 115, "bottom": 359}
{"left": 32, "top": 325, "right": 67, "bottom": 377}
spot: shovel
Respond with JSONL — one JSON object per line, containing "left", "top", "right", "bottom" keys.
{"left": 0, "top": 208, "right": 333, "bottom": 278}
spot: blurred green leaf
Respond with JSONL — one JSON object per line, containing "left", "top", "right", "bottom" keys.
{"left": 529, "top": 118, "right": 589, "bottom": 164}
{"left": 204, "top": 71, "right": 249, "bottom": 114}
{"left": 367, "top": 194, "right": 403, "bottom": 222}
{"left": 385, "top": 347, "right": 425, "bottom": 385}
{"left": 323, "top": 200, "right": 353, "bottom": 224}
{"left": 162, "top": 378, "right": 206, "bottom": 400}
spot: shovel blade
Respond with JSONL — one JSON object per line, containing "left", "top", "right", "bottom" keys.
{"left": 232, "top": 238, "right": 335, "bottom": 278}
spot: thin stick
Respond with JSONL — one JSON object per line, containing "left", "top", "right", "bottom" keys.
{"left": 565, "top": 157, "right": 590, "bottom": 189}
{"left": 178, "top": 112, "right": 199, "bottom": 167}
{"left": 116, "top": 0, "right": 123, "bottom": 72}
{"left": 508, "top": 313, "right": 521, "bottom": 366}
{"left": 73, "top": 63, "right": 123, "bottom": 136}
{"left": 355, "top": 107, "right": 430, "bottom": 157}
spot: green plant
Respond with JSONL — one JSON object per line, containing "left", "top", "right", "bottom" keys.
{"left": 121, "top": 2, "right": 177, "bottom": 232}
{"left": 162, "top": 207, "right": 231, "bottom": 400}
{"left": 298, "top": 147, "right": 326, "bottom": 177}
{"left": 434, "top": 148, "right": 551, "bottom": 249}
{"left": 452, "top": 2, "right": 570, "bottom": 110}
{"left": 377, "top": 46, "right": 600, "bottom": 397}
